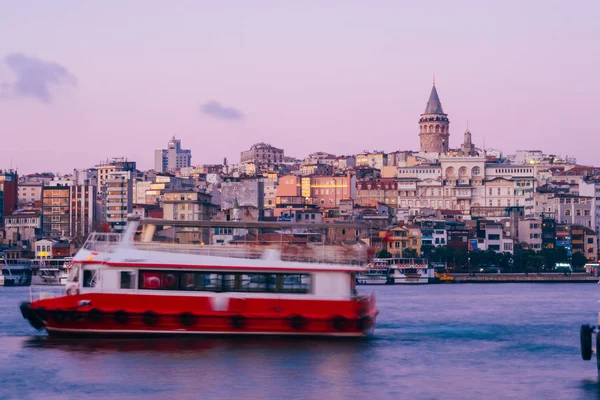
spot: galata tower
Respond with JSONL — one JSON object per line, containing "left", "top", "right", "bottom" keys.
{"left": 419, "top": 81, "right": 450, "bottom": 153}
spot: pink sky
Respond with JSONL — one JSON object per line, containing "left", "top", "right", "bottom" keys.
{"left": 0, "top": 1, "right": 599, "bottom": 174}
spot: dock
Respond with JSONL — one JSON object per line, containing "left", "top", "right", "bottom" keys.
{"left": 451, "top": 273, "right": 599, "bottom": 283}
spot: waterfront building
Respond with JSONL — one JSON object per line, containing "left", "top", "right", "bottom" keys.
{"left": 517, "top": 218, "right": 543, "bottom": 251}
{"left": 584, "top": 228, "right": 599, "bottom": 261}
{"left": 240, "top": 143, "right": 284, "bottom": 172}
{"left": 383, "top": 225, "right": 422, "bottom": 258}
{"left": 105, "top": 171, "right": 133, "bottom": 232}
{"left": 154, "top": 136, "right": 192, "bottom": 173}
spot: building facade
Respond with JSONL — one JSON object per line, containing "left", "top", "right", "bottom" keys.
{"left": 240, "top": 143, "right": 284, "bottom": 172}
{"left": 105, "top": 171, "right": 133, "bottom": 232}
{"left": 41, "top": 186, "right": 70, "bottom": 237}
{"left": 154, "top": 136, "right": 192, "bottom": 173}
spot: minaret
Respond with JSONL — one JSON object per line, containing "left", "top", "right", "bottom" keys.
{"left": 419, "top": 79, "right": 450, "bottom": 153}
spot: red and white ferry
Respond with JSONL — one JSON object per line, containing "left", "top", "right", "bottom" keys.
{"left": 20, "top": 217, "right": 378, "bottom": 337}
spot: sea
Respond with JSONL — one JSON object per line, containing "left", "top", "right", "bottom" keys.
{"left": 1, "top": 284, "right": 600, "bottom": 400}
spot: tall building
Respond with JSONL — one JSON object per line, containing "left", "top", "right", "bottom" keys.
{"left": 95, "top": 158, "right": 136, "bottom": 194}
{"left": 154, "top": 136, "right": 192, "bottom": 173}
{"left": 70, "top": 185, "right": 97, "bottom": 238}
{"left": 41, "top": 185, "right": 70, "bottom": 237}
{"left": 41, "top": 185, "right": 97, "bottom": 238}
{"left": 419, "top": 82, "right": 450, "bottom": 154}
{"left": 0, "top": 170, "right": 18, "bottom": 226}
{"left": 105, "top": 171, "right": 133, "bottom": 232}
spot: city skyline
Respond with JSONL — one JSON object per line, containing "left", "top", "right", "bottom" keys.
{"left": 1, "top": 1, "right": 599, "bottom": 173}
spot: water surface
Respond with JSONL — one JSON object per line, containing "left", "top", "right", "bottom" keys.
{"left": 1, "top": 284, "right": 599, "bottom": 400}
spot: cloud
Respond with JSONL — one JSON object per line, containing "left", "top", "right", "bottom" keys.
{"left": 200, "top": 101, "right": 244, "bottom": 120}
{"left": 2, "top": 53, "right": 77, "bottom": 103}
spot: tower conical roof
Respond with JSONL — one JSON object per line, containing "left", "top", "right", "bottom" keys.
{"left": 424, "top": 85, "right": 444, "bottom": 114}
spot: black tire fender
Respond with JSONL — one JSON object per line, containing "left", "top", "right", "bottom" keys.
{"left": 581, "top": 324, "right": 593, "bottom": 360}
{"left": 357, "top": 316, "right": 373, "bottom": 332}
{"left": 231, "top": 315, "right": 246, "bottom": 329}
{"left": 142, "top": 311, "right": 159, "bottom": 325}
{"left": 332, "top": 315, "right": 348, "bottom": 331}
{"left": 289, "top": 315, "right": 307, "bottom": 330}
{"left": 114, "top": 310, "right": 129, "bottom": 324}
{"left": 180, "top": 312, "right": 197, "bottom": 327}
{"left": 89, "top": 308, "right": 104, "bottom": 323}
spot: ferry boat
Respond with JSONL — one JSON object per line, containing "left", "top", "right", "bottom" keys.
{"left": 20, "top": 217, "right": 378, "bottom": 337}
{"left": 1, "top": 259, "right": 32, "bottom": 287}
{"left": 356, "top": 257, "right": 434, "bottom": 285}
{"left": 31, "top": 258, "right": 73, "bottom": 286}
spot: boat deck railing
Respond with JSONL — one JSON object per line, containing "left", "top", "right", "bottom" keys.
{"left": 29, "top": 286, "right": 66, "bottom": 302}
{"left": 134, "top": 242, "right": 368, "bottom": 265}
{"left": 82, "top": 233, "right": 367, "bottom": 265}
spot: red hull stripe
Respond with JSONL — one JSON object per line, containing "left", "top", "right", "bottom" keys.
{"left": 80, "top": 259, "right": 365, "bottom": 273}
{"left": 46, "top": 327, "right": 369, "bottom": 337}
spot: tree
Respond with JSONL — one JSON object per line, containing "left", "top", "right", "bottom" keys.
{"left": 376, "top": 249, "right": 392, "bottom": 258}
{"left": 402, "top": 248, "right": 418, "bottom": 258}
{"left": 571, "top": 252, "right": 588, "bottom": 269}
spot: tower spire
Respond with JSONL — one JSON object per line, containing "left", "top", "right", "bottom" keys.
{"left": 433, "top": 73, "right": 435, "bottom": 86}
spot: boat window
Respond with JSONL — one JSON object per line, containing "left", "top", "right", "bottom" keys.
{"left": 180, "top": 272, "right": 222, "bottom": 291}
{"left": 139, "top": 269, "right": 311, "bottom": 294}
{"left": 83, "top": 268, "right": 98, "bottom": 288}
{"left": 120, "top": 271, "right": 136, "bottom": 289}
{"left": 139, "top": 271, "right": 179, "bottom": 290}
{"left": 281, "top": 274, "right": 311, "bottom": 293}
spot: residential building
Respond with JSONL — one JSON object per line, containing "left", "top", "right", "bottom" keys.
{"left": 163, "top": 191, "right": 216, "bottom": 221}
{"left": 0, "top": 170, "right": 18, "bottom": 226}
{"left": 41, "top": 185, "right": 70, "bottom": 237}
{"left": 579, "top": 179, "right": 600, "bottom": 234}
{"left": 541, "top": 216, "right": 556, "bottom": 249}
{"left": 383, "top": 225, "right": 422, "bottom": 257}
{"left": 35, "top": 239, "right": 54, "bottom": 258}
{"left": 584, "top": 228, "right": 598, "bottom": 261}
{"left": 221, "top": 178, "right": 265, "bottom": 218}
{"left": 240, "top": 143, "right": 284, "bottom": 172}
{"left": 105, "top": 171, "right": 133, "bottom": 232}
{"left": 70, "top": 185, "right": 97, "bottom": 238}
{"left": 356, "top": 152, "right": 388, "bottom": 170}
{"left": 356, "top": 178, "right": 398, "bottom": 208}
{"left": 18, "top": 183, "right": 43, "bottom": 206}
{"left": 154, "top": 136, "right": 192, "bottom": 173}
{"left": 95, "top": 158, "right": 136, "bottom": 194}
{"left": 517, "top": 218, "right": 543, "bottom": 251}
{"left": 4, "top": 210, "right": 41, "bottom": 245}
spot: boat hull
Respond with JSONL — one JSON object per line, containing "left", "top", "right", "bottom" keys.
{"left": 20, "top": 293, "right": 378, "bottom": 338}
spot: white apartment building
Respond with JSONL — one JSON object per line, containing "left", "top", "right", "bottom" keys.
{"left": 105, "top": 171, "right": 133, "bottom": 232}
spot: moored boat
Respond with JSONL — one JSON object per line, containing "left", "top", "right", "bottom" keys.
{"left": 20, "top": 217, "right": 378, "bottom": 337}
